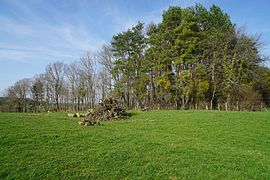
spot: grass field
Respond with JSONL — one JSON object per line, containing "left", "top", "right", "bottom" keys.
{"left": 0, "top": 110, "right": 270, "bottom": 179}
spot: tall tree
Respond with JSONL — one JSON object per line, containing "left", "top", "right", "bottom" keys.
{"left": 31, "top": 75, "right": 44, "bottom": 112}
{"left": 111, "top": 22, "right": 146, "bottom": 108}
{"left": 97, "top": 43, "right": 115, "bottom": 90}
{"left": 79, "top": 51, "right": 96, "bottom": 109}
{"left": 45, "top": 61, "right": 66, "bottom": 111}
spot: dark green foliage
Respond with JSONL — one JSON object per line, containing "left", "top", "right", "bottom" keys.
{"left": 110, "top": 4, "right": 269, "bottom": 110}
{"left": 1, "top": 4, "right": 269, "bottom": 112}
{"left": 31, "top": 79, "right": 44, "bottom": 112}
{"left": 111, "top": 22, "right": 146, "bottom": 108}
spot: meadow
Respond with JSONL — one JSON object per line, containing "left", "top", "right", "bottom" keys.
{"left": 0, "top": 110, "right": 270, "bottom": 179}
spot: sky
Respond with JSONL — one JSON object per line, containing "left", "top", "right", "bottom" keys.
{"left": 0, "top": 0, "right": 270, "bottom": 94}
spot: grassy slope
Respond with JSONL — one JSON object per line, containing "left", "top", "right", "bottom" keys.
{"left": 0, "top": 110, "right": 270, "bottom": 179}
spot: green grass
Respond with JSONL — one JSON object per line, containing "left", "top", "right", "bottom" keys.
{"left": 0, "top": 110, "right": 270, "bottom": 179}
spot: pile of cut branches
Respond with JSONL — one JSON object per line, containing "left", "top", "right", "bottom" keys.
{"left": 79, "top": 97, "right": 128, "bottom": 126}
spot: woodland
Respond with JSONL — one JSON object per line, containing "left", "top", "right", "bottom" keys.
{"left": 1, "top": 4, "right": 270, "bottom": 112}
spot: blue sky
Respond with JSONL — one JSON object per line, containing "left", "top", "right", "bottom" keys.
{"left": 0, "top": 0, "right": 270, "bottom": 93}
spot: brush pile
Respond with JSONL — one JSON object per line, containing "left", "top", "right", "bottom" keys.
{"left": 79, "top": 97, "right": 128, "bottom": 126}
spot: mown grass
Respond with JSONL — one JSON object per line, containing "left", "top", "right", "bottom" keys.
{"left": 0, "top": 110, "right": 270, "bottom": 179}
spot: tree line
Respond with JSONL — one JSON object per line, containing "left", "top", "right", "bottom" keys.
{"left": 109, "top": 4, "right": 270, "bottom": 111}
{"left": 0, "top": 52, "right": 104, "bottom": 112}
{"left": 1, "top": 4, "right": 270, "bottom": 112}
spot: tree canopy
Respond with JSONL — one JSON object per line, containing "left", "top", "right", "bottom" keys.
{"left": 110, "top": 4, "right": 269, "bottom": 111}
{"left": 1, "top": 4, "right": 269, "bottom": 112}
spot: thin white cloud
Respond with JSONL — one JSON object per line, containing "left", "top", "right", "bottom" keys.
{"left": 0, "top": 0, "right": 184, "bottom": 65}
{"left": 0, "top": 0, "right": 106, "bottom": 63}
{"left": 100, "top": 0, "right": 195, "bottom": 34}
{"left": 0, "top": 16, "right": 34, "bottom": 35}
{"left": 0, "top": 46, "right": 78, "bottom": 63}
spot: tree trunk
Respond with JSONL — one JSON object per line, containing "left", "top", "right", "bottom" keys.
{"left": 210, "top": 85, "right": 216, "bottom": 110}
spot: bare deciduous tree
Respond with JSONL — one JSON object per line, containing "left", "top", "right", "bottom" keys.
{"left": 45, "top": 61, "right": 66, "bottom": 112}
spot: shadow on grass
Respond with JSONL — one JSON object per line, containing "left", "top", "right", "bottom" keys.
{"left": 127, "top": 111, "right": 139, "bottom": 117}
